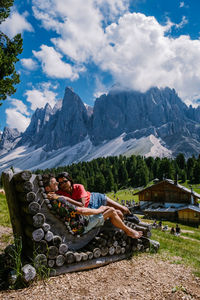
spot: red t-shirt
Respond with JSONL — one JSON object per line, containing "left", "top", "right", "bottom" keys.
{"left": 57, "top": 184, "right": 91, "bottom": 207}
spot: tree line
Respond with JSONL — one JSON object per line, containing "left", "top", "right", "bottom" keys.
{"left": 35, "top": 153, "right": 200, "bottom": 193}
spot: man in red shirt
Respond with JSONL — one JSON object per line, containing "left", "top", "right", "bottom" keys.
{"left": 56, "top": 172, "right": 130, "bottom": 216}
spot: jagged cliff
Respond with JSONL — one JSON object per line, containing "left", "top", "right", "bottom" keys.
{"left": 1, "top": 86, "right": 200, "bottom": 172}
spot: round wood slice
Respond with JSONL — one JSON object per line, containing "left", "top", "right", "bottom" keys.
{"left": 28, "top": 202, "right": 41, "bottom": 215}
{"left": 44, "top": 231, "right": 54, "bottom": 242}
{"left": 74, "top": 252, "right": 82, "bottom": 262}
{"left": 81, "top": 252, "right": 88, "bottom": 261}
{"left": 65, "top": 251, "right": 75, "bottom": 264}
{"left": 121, "top": 247, "right": 126, "bottom": 254}
{"left": 53, "top": 235, "right": 62, "bottom": 247}
{"left": 48, "top": 246, "right": 59, "bottom": 259}
{"left": 101, "top": 247, "right": 109, "bottom": 256}
{"left": 113, "top": 240, "right": 118, "bottom": 247}
{"left": 38, "top": 180, "right": 44, "bottom": 187}
{"left": 86, "top": 251, "right": 93, "bottom": 260}
{"left": 48, "top": 259, "right": 55, "bottom": 268}
{"left": 93, "top": 248, "right": 101, "bottom": 258}
{"left": 59, "top": 243, "right": 69, "bottom": 255}
{"left": 34, "top": 240, "right": 48, "bottom": 254}
{"left": 108, "top": 246, "right": 115, "bottom": 255}
{"left": 34, "top": 254, "right": 47, "bottom": 269}
{"left": 56, "top": 255, "right": 65, "bottom": 267}
{"left": 26, "top": 192, "right": 36, "bottom": 202}
{"left": 33, "top": 213, "right": 45, "bottom": 228}
{"left": 42, "top": 223, "right": 51, "bottom": 232}
{"left": 15, "top": 181, "right": 33, "bottom": 193}
{"left": 115, "top": 245, "right": 122, "bottom": 254}
{"left": 21, "top": 264, "right": 36, "bottom": 282}
{"left": 32, "top": 228, "right": 44, "bottom": 242}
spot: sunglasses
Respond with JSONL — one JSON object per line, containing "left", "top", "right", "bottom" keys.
{"left": 59, "top": 179, "right": 69, "bottom": 185}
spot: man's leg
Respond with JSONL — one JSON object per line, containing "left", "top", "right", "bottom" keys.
{"left": 103, "top": 207, "right": 142, "bottom": 239}
{"left": 106, "top": 197, "right": 130, "bottom": 215}
{"left": 116, "top": 209, "right": 123, "bottom": 220}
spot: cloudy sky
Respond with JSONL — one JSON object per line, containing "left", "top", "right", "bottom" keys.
{"left": 0, "top": 0, "right": 200, "bottom": 132}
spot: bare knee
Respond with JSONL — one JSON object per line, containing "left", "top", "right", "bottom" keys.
{"left": 116, "top": 210, "right": 123, "bottom": 220}
{"left": 107, "top": 207, "right": 115, "bottom": 215}
{"left": 103, "top": 207, "right": 116, "bottom": 219}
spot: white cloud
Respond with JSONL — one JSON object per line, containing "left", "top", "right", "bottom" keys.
{"left": 180, "top": 2, "right": 185, "bottom": 8}
{"left": 9, "top": 99, "right": 30, "bottom": 116}
{"left": 0, "top": 11, "right": 34, "bottom": 38}
{"left": 5, "top": 99, "right": 30, "bottom": 132}
{"left": 21, "top": 58, "right": 38, "bottom": 70}
{"left": 33, "top": 45, "right": 81, "bottom": 80}
{"left": 175, "top": 15, "right": 188, "bottom": 29}
{"left": 25, "top": 83, "right": 58, "bottom": 110}
{"left": 32, "top": 1, "right": 200, "bottom": 104}
{"left": 93, "top": 76, "right": 108, "bottom": 99}
{"left": 97, "top": 13, "right": 200, "bottom": 102}
{"left": 32, "top": 0, "right": 127, "bottom": 63}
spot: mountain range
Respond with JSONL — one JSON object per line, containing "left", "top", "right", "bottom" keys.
{"left": 1, "top": 86, "right": 200, "bottom": 173}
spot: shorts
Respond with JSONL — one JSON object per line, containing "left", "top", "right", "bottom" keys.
{"left": 83, "top": 214, "right": 104, "bottom": 233}
{"left": 88, "top": 192, "right": 107, "bottom": 209}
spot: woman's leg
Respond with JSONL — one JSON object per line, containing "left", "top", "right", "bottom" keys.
{"left": 103, "top": 207, "right": 142, "bottom": 239}
{"left": 106, "top": 197, "right": 130, "bottom": 215}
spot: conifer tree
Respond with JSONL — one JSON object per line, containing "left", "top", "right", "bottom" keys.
{"left": 0, "top": 0, "right": 23, "bottom": 103}
{"left": 94, "top": 172, "right": 106, "bottom": 193}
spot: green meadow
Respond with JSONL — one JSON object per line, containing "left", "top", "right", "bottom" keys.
{"left": 0, "top": 193, "right": 11, "bottom": 227}
{"left": 139, "top": 216, "right": 200, "bottom": 277}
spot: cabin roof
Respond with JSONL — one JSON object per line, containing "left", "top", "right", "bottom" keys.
{"left": 177, "top": 205, "right": 200, "bottom": 213}
{"left": 144, "top": 207, "right": 177, "bottom": 213}
{"left": 134, "top": 179, "right": 200, "bottom": 198}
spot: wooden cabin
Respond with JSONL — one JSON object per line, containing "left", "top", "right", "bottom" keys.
{"left": 177, "top": 205, "right": 200, "bottom": 226}
{"left": 134, "top": 179, "right": 200, "bottom": 224}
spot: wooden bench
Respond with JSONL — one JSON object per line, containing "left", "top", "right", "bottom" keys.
{"left": 2, "top": 169, "right": 157, "bottom": 276}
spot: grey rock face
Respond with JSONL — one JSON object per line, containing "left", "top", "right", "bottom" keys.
{"left": 8, "top": 85, "right": 200, "bottom": 160}
{"left": 0, "top": 127, "right": 21, "bottom": 154}
{"left": 91, "top": 87, "right": 189, "bottom": 144}
{"left": 18, "top": 103, "right": 53, "bottom": 146}
{"left": 23, "top": 87, "right": 89, "bottom": 151}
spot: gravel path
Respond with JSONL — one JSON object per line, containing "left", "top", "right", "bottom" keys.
{"left": 0, "top": 254, "right": 199, "bottom": 300}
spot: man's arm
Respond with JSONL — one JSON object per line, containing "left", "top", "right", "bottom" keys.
{"left": 47, "top": 193, "right": 83, "bottom": 207}
{"left": 77, "top": 197, "right": 86, "bottom": 206}
{"left": 76, "top": 206, "right": 108, "bottom": 216}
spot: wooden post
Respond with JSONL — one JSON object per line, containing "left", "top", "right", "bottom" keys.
{"left": 13, "top": 170, "right": 32, "bottom": 182}
{"left": 2, "top": 170, "right": 23, "bottom": 238}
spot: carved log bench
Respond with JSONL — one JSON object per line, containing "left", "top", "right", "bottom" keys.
{"left": 2, "top": 169, "right": 159, "bottom": 277}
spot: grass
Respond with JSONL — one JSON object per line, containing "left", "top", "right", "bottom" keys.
{"left": 179, "top": 180, "right": 200, "bottom": 199}
{"left": 138, "top": 216, "right": 200, "bottom": 277}
{"left": 106, "top": 188, "right": 139, "bottom": 203}
{"left": 0, "top": 193, "right": 11, "bottom": 227}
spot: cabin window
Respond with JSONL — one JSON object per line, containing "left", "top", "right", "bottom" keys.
{"left": 194, "top": 213, "right": 198, "bottom": 218}
{"left": 146, "top": 192, "right": 149, "bottom": 197}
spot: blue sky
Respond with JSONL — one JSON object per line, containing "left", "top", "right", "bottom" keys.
{"left": 0, "top": 0, "right": 200, "bottom": 132}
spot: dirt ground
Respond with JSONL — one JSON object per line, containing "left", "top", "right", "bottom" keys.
{"left": 0, "top": 227, "right": 200, "bottom": 300}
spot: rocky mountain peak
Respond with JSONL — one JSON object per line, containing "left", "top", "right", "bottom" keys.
{"left": 4, "top": 85, "right": 200, "bottom": 162}
{"left": 0, "top": 127, "right": 21, "bottom": 154}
